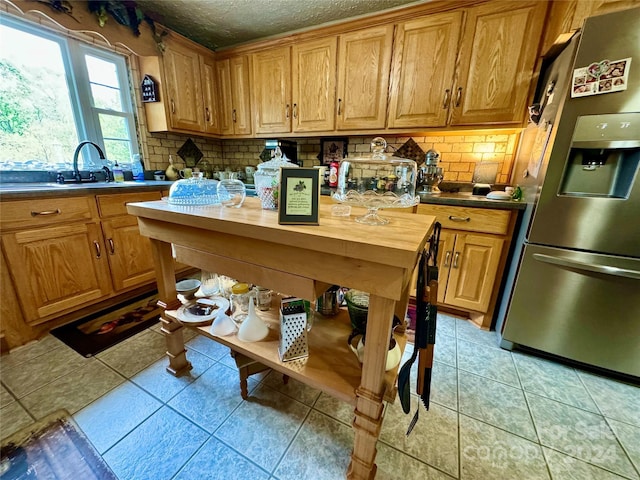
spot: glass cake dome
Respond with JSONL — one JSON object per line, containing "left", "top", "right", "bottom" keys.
{"left": 168, "top": 172, "right": 220, "bottom": 206}
{"left": 333, "top": 137, "right": 419, "bottom": 225}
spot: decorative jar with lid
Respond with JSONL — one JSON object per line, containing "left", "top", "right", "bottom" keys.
{"left": 253, "top": 146, "right": 298, "bottom": 210}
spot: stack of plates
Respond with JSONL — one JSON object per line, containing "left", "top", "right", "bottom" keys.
{"left": 486, "top": 191, "right": 512, "bottom": 200}
{"left": 176, "top": 297, "right": 229, "bottom": 326}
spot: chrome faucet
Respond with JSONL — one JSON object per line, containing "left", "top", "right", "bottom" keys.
{"left": 72, "top": 141, "right": 106, "bottom": 182}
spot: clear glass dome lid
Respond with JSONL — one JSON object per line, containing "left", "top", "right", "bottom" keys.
{"left": 333, "top": 137, "right": 419, "bottom": 225}
{"left": 168, "top": 171, "right": 220, "bottom": 206}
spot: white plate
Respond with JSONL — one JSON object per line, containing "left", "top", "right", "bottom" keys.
{"left": 486, "top": 191, "right": 512, "bottom": 200}
{"left": 176, "top": 296, "right": 230, "bottom": 325}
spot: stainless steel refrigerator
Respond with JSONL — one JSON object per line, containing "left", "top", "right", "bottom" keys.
{"left": 498, "top": 7, "right": 640, "bottom": 379}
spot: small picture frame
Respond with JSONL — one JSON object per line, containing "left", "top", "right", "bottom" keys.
{"left": 141, "top": 74, "right": 159, "bottom": 103}
{"left": 278, "top": 168, "right": 320, "bottom": 225}
{"left": 319, "top": 137, "right": 348, "bottom": 166}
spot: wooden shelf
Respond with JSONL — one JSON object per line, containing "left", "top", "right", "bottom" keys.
{"left": 170, "top": 303, "right": 406, "bottom": 405}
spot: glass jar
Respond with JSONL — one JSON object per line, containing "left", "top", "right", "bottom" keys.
{"left": 217, "top": 177, "right": 246, "bottom": 208}
{"left": 200, "top": 271, "right": 220, "bottom": 296}
{"left": 256, "top": 287, "right": 272, "bottom": 311}
{"left": 253, "top": 146, "right": 298, "bottom": 210}
{"left": 230, "top": 282, "right": 252, "bottom": 322}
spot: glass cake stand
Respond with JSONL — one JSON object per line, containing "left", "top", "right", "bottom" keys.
{"left": 332, "top": 138, "right": 420, "bottom": 225}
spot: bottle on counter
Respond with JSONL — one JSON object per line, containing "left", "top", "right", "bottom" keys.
{"left": 113, "top": 161, "right": 124, "bottom": 183}
{"left": 132, "top": 154, "right": 144, "bottom": 181}
{"left": 329, "top": 160, "right": 339, "bottom": 188}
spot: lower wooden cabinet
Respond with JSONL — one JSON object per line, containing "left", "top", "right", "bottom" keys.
{"left": 2, "top": 221, "right": 112, "bottom": 325}
{"left": 100, "top": 215, "right": 156, "bottom": 291}
{"left": 416, "top": 203, "right": 516, "bottom": 329}
{"left": 437, "top": 231, "right": 504, "bottom": 312}
{"left": 1, "top": 189, "right": 169, "bottom": 348}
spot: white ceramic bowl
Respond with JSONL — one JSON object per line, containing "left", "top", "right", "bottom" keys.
{"left": 176, "top": 278, "right": 201, "bottom": 298}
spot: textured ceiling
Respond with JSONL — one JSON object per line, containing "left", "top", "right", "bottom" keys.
{"left": 135, "top": 0, "right": 425, "bottom": 50}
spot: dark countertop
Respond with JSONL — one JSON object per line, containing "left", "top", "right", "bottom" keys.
{"left": 417, "top": 192, "right": 526, "bottom": 210}
{"left": 1, "top": 181, "right": 524, "bottom": 210}
{"left": 0, "top": 181, "right": 175, "bottom": 200}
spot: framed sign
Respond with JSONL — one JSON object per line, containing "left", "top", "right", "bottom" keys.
{"left": 278, "top": 168, "right": 320, "bottom": 225}
{"left": 141, "top": 74, "right": 159, "bottom": 103}
{"left": 319, "top": 137, "right": 348, "bottom": 166}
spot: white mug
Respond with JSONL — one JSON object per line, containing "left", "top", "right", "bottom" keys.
{"left": 348, "top": 333, "right": 401, "bottom": 371}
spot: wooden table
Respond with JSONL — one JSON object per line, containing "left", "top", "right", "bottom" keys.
{"left": 127, "top": 197, "right": 434, "bottom": 479}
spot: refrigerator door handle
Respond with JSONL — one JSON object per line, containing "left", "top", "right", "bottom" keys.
{"left": 533, "top": 253, "right": 640, "bottom": 280}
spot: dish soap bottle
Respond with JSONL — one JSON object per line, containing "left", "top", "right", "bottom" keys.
{"left": 165, "top": 155, "right": 180, "bottom": 181}
{"left": 113, "top": 161, "right": 124, "bottom": 183}
{"left": 131, "top": 154, "right": 144, "bottom": 181}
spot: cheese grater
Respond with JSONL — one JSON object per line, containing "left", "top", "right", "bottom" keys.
{"left": 278, "top": 297, "right": 309, "bottom": 362}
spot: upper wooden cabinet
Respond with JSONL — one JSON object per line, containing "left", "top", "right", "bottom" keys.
{"left": 252, "top": 47, "right": 291, "bottom": 134}
{"left": 201, "top": 55, "right": 221, "bottom": 135}
{"left": 252, "top": 37, "right": 337, "bottom": 134}
{"left": 293, "top": 37, "right": 337, "bottom": 132}
{"left": 542, "top": 0, "right": 638, "bottom": 53}
{"left": 388, "top": 12, "right": 463, "bottom": 129}
{"left": 141, "top": 34, "right": 218, "bottom": 135}
{"left": 449, "top": 1, "right": 547, "bottom": 126}
{"left": 217, "top": 55, "right": 252, "bottom": 136}
{"left": 163, "top": 41, "right": 206, "bottom": 132}
{"left": 389, "top": 2, "right": 546, "bottom": 129}
{"left": 336, "top": 25, "right": 394, "bottom": 130}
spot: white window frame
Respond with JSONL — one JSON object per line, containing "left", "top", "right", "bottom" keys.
{"left": 0, "top": 14, "right": 138, "bottom": 171}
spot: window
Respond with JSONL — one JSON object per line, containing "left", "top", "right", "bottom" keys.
{"left": 0, "top": 15, "right": 138, "bottom": 172}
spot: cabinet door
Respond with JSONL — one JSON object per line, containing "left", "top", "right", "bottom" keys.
{"left": 292, "top": 37, "right": 337, "bottom": 132}
{"left": 443, "top": 233, "right": 504, "bottom": 312}
{"left": 450, "top": 1, "right": 547, "bottom": 126}
{"left": 101, "top": 216, "right": 156, "bottom": 291}
{"left": 201, "top": 54, "right": 220, "bottom": 135}
{"left": 436, "top": 230, "right": 456, "bottom": 305}
{"left": 336, "top": 25, "right": 394, "bottom": 130}
{"left": 216, "top": 58, "right": 234, "bottom": 135}
{"left": 216, "top": 55, "right": 252, "bottom": 135}
{"left": 2, "top": 223, "right": 112, "bottom": 324}
{"left": 230, "top": 55, "right": 252, "bottom": 135}
{"left": 252, "top": 47, "right": 292, "bottom": 134}
{"left": 164, "top": 43, "right": 205, "bottom": 132}
{"left": 388, "top": 12, "right": 463, "bottom": 128}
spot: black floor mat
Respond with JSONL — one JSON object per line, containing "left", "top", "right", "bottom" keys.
{"left": 51, "top": 293, "right": 161, "bottom": 357}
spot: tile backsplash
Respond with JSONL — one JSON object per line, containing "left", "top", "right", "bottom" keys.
{"left": 143, "top": 132, "right": 518, "bottom": 185}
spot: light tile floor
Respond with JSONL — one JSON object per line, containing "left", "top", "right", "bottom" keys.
{"left": 1, "top": 314, "right": 639, "bottom": 480}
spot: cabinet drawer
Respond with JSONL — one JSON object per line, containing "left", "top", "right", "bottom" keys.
{"left": 1, "top": 197, "right": 96, "bottom": 230}
{"left": 416, "top": 204, "right": 511, "bottom": 235}
{"left": 97, "top": 191, "right": 161, "bottom": 218}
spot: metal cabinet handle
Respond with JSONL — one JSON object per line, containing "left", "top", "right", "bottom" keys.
{"left": 232, "top": 109, "right": 237, "bottom": 123}
{"left": 293, "top": 103, "right": 298, "bottom": 119}
{"left": 533, "top": 253, "right": 640, "bottom": 280}
{"left": 453, "top": 252, "right": 460, "bottom": 268}
{"left": 286, "top": 104, "right": 290, "bottom": 119}
{"left": 108, "top": 238, "right": 115, "bottom": 255}
{"left": 449, "top": 215, "right": 470, "bottom": 222}
{"left": 442, "top": 89, "right": 451, "bottom": 108}
{"left": 444, "top": 251, "right": 452, "bottom": 267}
{"left": 171, "top": 99, "right": 176, "bottom": 114}
{"left": 205, "top": 107, "right": 210, "bottom": 122}
{"left": 93, "top": 241, "right": 101, "bottom": 259}
{"left": 31, "top": 209, "right": 61, "bottom": 217}
{"left": 454, "top": 87, "right": 463, "bottom": 107}
{"left": 338, "top": 98, "right": 342, "bottom": 115}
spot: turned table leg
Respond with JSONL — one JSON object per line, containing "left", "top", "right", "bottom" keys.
{"left": 149, "top": 238, "right": 192, "bottom": 376}
{"left": 348, "top": 295, "right": 396, "bottom": 479}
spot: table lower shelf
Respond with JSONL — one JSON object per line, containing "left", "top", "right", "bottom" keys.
{"left": 168, "top": 304, "right": 406, "bottom": 405}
